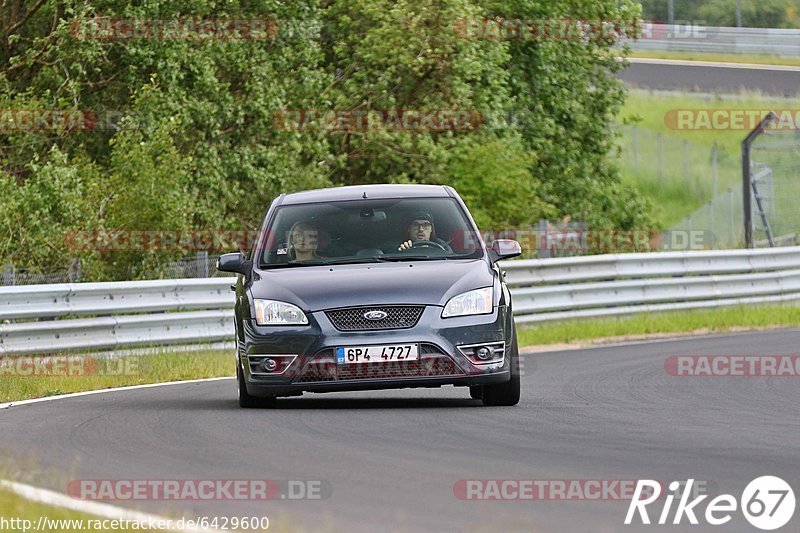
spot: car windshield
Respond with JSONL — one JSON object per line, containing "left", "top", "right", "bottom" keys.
{"left": 258, "top": 197, "right": 484, "bottom": 267}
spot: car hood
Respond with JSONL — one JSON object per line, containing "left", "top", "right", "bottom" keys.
{"left": 251, "top": 260, "right": 494, "bottom": 311}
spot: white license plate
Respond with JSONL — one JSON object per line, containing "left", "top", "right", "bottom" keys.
{"left": 335, "top": 344, "right": 419, "bottom": 364}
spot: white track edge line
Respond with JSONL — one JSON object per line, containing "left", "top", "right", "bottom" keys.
{"left": 0, "top": 377, "right": 234, "bottom": 410}
{"left": 521, "top": 327, "right": 800, "bottom": 355}
{"left": 626, "top": 57, "right": 800, "bottom": 72}
{"left": 0, "top": 479, "right": 221, "bottom": 533}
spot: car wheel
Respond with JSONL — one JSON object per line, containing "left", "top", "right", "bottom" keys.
{"left": 237, "top": 361, "right": 277, "bottom": 408}
{"left": 481, "top": 332, "right": 520, "bottom": 406}
{"left": 469, "top": 386, "right": 483, "bottom": 400}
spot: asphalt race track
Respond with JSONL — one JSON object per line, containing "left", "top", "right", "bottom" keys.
{"left": 1, "top": 329, "right": 799, "bottom": 532}
{"left": 619, "top": 59, "right": 800, "bottom": 96}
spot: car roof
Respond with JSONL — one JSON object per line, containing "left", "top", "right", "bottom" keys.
{"left": 279, "top": 184, "right": 452, "bottom": 205}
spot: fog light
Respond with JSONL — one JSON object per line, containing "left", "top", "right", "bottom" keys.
{"left": 456, "top": 341, "right": 505, "bottom": 366}
{"left": 262, "top": 358, "right": 277, "bottom": 372}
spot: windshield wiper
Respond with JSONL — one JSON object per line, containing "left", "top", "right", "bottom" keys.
{"left": 263, "top": 255, "right": 460, "bottom": 268}
{"left": 323, "top": 258, "right": 386, "bottom": 265}
{"left": 263, "top": 257, "right": 384, "bottom": 268}
{"left": 374, "top": 255, "right": 447, "bottom": 262}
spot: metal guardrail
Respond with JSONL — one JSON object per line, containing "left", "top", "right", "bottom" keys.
{"left": 626, "top": 24, "right": 800, "bottom": 56}
{"left": 3, "top": 247, "right": 800, "bottom": 354}
{"left": 506, "top": 247, "right": 800, "bottom": 323}
{"left": 0, "top": 278, "right": 233, "bottom": 321}
{"left": 1, "top": 311, "right": 233, "bottom": 355}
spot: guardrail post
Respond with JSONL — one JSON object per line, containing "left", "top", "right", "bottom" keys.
{"left": 537, "top": 219, "right": 550, "bottom": 259}
{"left": 68, "top": 258, "right": 81, "bottom": 283}
{"left": 728, "top": 188, "right": 735, "bottom": 247}
{"left": 709, "top": 200, "right": 715, "bottom": 249}
{"left": 736, "top": 0, "right": 742, "bottom": 27}
{"left": 683, "top": 140, "right": 690, "bottom": 188}
{"left": 197, "top": 251, "right": 209, "bottom": 278}
{"left": 3, "top": 264, "right": 13, "bottom": 286}
{"left": 711, "top": 142, "right": 718, "bottom": 199}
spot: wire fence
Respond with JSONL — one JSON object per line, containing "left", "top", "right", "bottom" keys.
{"left": 1, "top": 252, "right": 226, "bottom": 286}
{"left": 748, "top": 129, "right": 800, "bottom": 246}
{"left": 670, "top": 187, "right": 745, "bottom": 249}
{"left": 1, "top": 267, "right": 77, "bottom": 286}
{"left": 616, "top": 123, "right": 800, "bottom": 250}
{"left": 649, "top": 127, "right": 800, "bottom": 250}
{"left": 617, "top": 125, "right": 741, "bottom": 206}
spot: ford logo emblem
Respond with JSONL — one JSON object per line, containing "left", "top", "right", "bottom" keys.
{"left": 363, "top": 310, "right": 388, "bottom": 321}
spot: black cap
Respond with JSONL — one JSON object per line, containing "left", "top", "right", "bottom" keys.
{"left": 408, "top": 211, "right": 434, "bottom": 225}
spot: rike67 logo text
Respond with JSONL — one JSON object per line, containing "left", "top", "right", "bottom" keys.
{"left": 625, "top": 477, "right": 795, "bottom": 530}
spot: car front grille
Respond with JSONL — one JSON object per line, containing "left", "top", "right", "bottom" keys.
{"left": 325, "top": 305, "right": 424, "bottom": 331}
{"left": 293, "top": 345, "right": 464, "bottom": 383}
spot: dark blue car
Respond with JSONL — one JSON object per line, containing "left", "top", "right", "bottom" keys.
{"left": 217, "top": 184, "right": 522, "bottom": 407}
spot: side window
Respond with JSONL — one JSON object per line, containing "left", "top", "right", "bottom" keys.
{"left": 261, "top": 224, "right": 289, "bottom": 264}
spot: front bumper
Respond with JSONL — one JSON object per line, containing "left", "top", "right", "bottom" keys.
{"left": 238, "top": 305, "right": 514, "bottom": 397}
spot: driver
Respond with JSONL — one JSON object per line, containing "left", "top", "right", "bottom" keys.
{"left": 398, "top": 211, "right": 452, "bottom": 252}
{"left": 288, "top": 221, "right": 321, "bottom": 261}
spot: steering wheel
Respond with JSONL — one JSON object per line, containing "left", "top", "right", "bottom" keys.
{"left": 411, "top": 240, "right": 447, "bottom": 251}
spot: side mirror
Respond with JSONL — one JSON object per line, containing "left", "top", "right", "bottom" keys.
{"left": 217, "top": 252, "right": 252, "bottom": 277}
{"left": 488, "top": 239, "right": 522, "bottom": 264}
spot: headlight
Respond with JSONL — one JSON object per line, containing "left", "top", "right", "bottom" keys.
{"left": 442, "top": 287, "right": 493, "bottom": 318}
{"left": 253, "top": 299, "right": 308, "bottom": 325}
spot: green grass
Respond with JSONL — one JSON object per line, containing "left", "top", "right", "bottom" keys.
{"left": 620, "top": 90, "right": 798, "bottom": 153}
{"left": 0, "top": 486, "right": 131, "bottom": 532}
{"left": 0, "top": 455, "right": 285, "bottom": 533}
{"left": 0, "top": 483, "right": 280, "bottom": 532}
{"left": 517, "top": 303, "right": 800, "bottom": 347}
{"left": 620, "top": 164, "right": 713, "bottom": 228}
{"left": 617, "top": 90, "right": 798, "bottom": 228}
{"left": 630, "top": 49, "right": 800, "bottom": 67}
{"left": 0, "top": 349, "right": 233, "bottom": 403}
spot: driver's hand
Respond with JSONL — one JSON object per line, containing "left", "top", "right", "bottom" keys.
{"left": 398, "top": 240, "right": 413, "bottom": 251}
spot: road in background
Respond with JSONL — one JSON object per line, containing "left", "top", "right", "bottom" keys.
{"left": 1, "top": 329, "right": 799, "bottom": 532}
{"left": 619, "top": 58, "right": 800, "bottom": 96}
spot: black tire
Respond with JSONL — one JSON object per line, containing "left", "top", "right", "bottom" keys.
{"left": 469, "top": 386, "right": 483, "bottom": 400}
{"left": 237, "top": 362, "right": 277, "bottom": 408}
{"left": 481, "top": 332, "right": 520, "bottom": 406}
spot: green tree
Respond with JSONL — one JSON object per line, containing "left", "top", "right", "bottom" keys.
{"left": 697, "top": 0, "right": 799, "bottom": 28}
{"left": 1, "top": 0, "right": 655, "bottom": 279}
{"left": 480, "top": 0, "right": 650, "bottom": 232}
{"left": 639, "top": 0, "right": 800, "bottom": 28}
